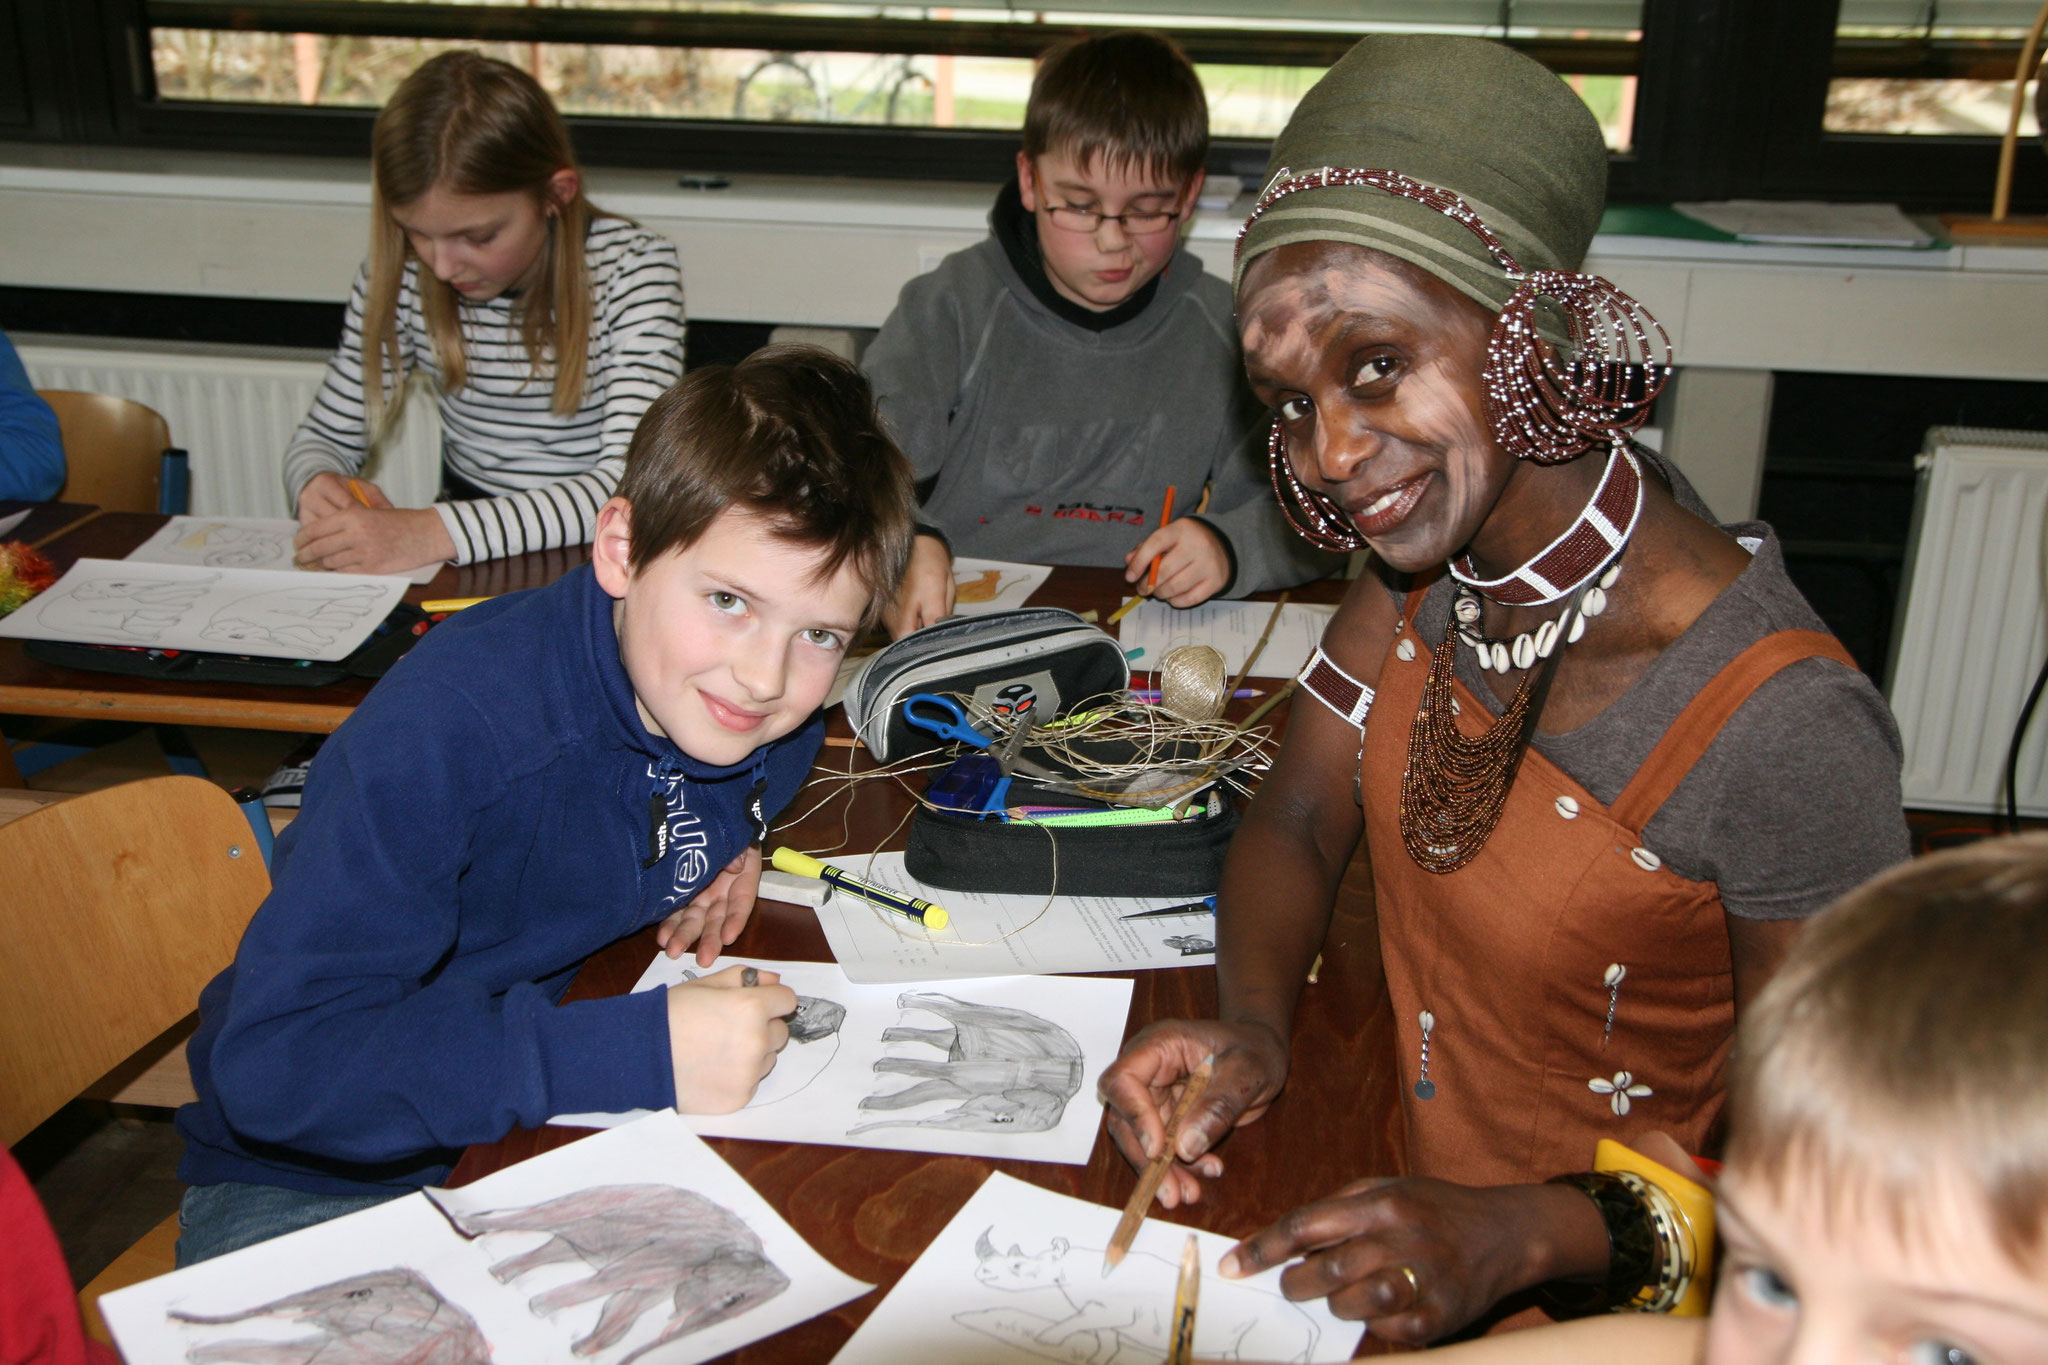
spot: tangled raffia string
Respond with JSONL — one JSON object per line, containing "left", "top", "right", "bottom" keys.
{"left": 773, "top": 691, "right": 1278, "bottom": 948}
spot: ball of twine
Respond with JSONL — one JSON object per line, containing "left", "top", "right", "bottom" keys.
{"left": 1158, "top": 644, "right": 1228, "bottom": 721}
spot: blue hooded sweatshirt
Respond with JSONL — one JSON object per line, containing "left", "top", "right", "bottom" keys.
{"left": 176, "top": 564, "right": 823, "bottom": 1194}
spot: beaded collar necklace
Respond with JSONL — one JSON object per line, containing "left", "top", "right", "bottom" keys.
{"left": 1449, "top": 443, "right": 1643, "bottom": 607}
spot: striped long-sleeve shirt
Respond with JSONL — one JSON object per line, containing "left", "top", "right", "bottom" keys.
{"left": 283, "top": 217, "right": 685, "bottom": 565}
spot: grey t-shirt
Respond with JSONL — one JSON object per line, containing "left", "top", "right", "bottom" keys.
{"left": 1401, "top": 455, "right": 1910, "bottom": 921}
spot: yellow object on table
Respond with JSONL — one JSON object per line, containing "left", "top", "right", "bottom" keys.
{"left": 1595, "top": 1137, "right": 1716, "bottom": 1317}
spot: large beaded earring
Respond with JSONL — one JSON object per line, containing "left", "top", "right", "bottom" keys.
{"left": 1482, "top": 272, "right": 1672, "bottom": 465}
{"left": 1267, "top": 419, "right": 1365, "bottom": 552}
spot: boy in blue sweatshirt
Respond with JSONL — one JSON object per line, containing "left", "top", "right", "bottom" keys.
{"left": 174, "top": 346, "right": 916, "bottom": 1264}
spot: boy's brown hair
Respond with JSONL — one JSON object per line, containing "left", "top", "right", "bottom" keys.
{"left": 1022, "top": 31, "right": 1208, "bottom": 184}
{"left": 615, "top": 345, "right": 916, "bottom": 626}
{"left": 1728, "top": 832, "right": 2048, "bottom": 1268}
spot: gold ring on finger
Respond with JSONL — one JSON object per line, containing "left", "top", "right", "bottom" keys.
{"left": 1396, "top": 1264, "right": 1420, "bottom": 1304}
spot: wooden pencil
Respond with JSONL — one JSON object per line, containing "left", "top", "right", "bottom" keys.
{"left": 1103, "top": 1052, "right": 1215, "bottom": 1276}
{"left": 1166, "top": 1233, "right": 1201, "bottom": 1365}
{"left": 1146, "top": 485, "right": 1178, "bottom": 595}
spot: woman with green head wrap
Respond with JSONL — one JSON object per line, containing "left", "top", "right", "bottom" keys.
{"left": 1099, "top": 34, "right": 1909, "bottom": 1342}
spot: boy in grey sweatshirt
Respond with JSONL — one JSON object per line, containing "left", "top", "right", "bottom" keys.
{"left": 863, "top": 31, "right": 1340, "bottom": 636}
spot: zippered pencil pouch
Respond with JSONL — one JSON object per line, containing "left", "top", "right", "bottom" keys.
{"left": 842, "top": 607, "right": 1129, "bottom": 762}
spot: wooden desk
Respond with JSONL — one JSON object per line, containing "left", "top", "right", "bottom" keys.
{"left": 450, "top": 567, "right": 1398, "bottom": 1363}
{"left": 0, "top": 512, "right": 587, "bottom": 734}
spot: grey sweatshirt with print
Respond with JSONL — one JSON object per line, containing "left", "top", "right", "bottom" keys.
{"left": 861, "top": 235, "right": 1341, "bottom": 595}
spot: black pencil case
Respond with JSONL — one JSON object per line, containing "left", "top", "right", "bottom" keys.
{"left": 903, "top": 774, "right": 1240, "bottom": 898}
{"left": 23, "top": 603, "right": 432, "bottom": 686}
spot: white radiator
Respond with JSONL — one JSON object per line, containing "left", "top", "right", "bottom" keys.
{"left": 1886, "top": 427, "right": 2048, "bottom": 817}
{"left": 17, "top": 337, "right": 440, "bottom": 518}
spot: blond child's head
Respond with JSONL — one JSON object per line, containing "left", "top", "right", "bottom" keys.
{"left": 590, "top": 346, "right": 915, "bottom": 767}
{"left": 1015, "top": 31, "right": 1208, "bottom": 314}
{"left": 364, "top": 50, "right": 599, "bottom": 428}
{"left": 1709, "top": 833, "right": 2048, "bottom": 1364}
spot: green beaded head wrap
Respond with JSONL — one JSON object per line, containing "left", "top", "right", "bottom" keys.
{"left": 1234, "top": 34, "right": 1609, "bottom": 316}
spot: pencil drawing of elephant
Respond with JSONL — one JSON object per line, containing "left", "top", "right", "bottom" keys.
{"left": 169, "top": 1267, "right": 490, "bottom": 1365}
{"left": 201, "top": 584, "right": 387, "bottom": 653}
{"left": 439, "top": 1183, "right": 788, "bottom": 1363}
{"left": 848, "top": 992, "right": 1084, "bottom": 1135}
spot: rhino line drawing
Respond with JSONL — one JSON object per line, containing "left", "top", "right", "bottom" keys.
{"left": 848, "top": 992, "right": 1084, "bottom": 1136}
{"left": 437, "top": 1183, "right": 788, "bottom": 1362}
{"left": 958, "top": 1228, "right": 1321, "bottom": 1364}
{"left": 168, "top": 1267, "right": 491, "bottom": 1365}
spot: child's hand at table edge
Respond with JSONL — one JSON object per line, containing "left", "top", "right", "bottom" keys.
{"left": 296, "top": 470, "right": 390, "bottom": 521}
{"left": 665, "top": 964, "right": 797, "bottom": 1114}
{"left": 1097, "top": 1017, "right": 1291, "bottom": 1209}
{"left": 885, "top": 532, "right": 957, "bottom": 638}
{"left": 1124, "top": 518, "right": 1229, "bottom": 608}
{"left": 294, "top": 502, "right": 455, "bottom": 576}
{"left": 658, "top": 844, "right": 764, "bottom": 968}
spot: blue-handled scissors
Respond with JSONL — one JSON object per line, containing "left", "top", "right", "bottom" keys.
{"left": 902, "top": 693, "right": 1060, "bottom": 781}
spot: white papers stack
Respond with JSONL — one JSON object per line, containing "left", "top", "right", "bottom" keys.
{"left": 1117, "top": 597, "right": 1336, "bottom": 678}
{"left": 1674, "top": 199, "right": 1936, "bottom": 248}
{"left": 811, "top": 851, "right": 1220, "bottom": 981}
{"left": 0, "top": 558, "right": 409, "bottom": 661}
{"left": 100, "top": 1112, "right": 868, "bottom": 1365}
{"left": 832, "top": 1171, "right": 1366, "bottom": 1364}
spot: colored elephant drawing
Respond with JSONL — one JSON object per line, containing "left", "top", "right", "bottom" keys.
{"left": 848, "top": 992, "right": 1083, "bottom": 1136}
{"left": 439, "top": 1183, "right": 789, "bottom": 1363}
{"left": 169, "top": 1267, "right": 490, "bottom": 1365}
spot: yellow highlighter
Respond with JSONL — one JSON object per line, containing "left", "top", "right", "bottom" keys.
{"left": 420, "top": 596, "right": 493, "bottom": 614}
{"left": 769, "top": 847, "right": 949, "bottom": 931}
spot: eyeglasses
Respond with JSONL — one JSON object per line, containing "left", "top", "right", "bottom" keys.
{"left": 1043, "top": 202, "right": 1184, "bottom": 235}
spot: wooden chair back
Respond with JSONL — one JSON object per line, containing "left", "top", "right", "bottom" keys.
{"left": 39, "top": 390, "right": 173, "bottom": 513}
{"left": 0, "top": 776, "right": 269, "bottom": 1147}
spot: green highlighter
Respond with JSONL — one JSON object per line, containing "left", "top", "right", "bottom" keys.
{"left": 1003, "top": 804, "right": 1184, "bottom": 828}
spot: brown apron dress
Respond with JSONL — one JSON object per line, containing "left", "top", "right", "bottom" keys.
{"left": 1360, "top": 587, "right": 1853, "bottom": 1186}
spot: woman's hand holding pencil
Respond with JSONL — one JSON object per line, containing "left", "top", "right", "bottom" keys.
{"left": 1097, "top": 1017, "right": 1292, "bottom": 1211}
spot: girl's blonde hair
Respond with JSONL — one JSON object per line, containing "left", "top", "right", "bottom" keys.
{"left": 362, "top": 50, "right": 600, "bottom": 436}
{"left": 1729, "top": 832, "right": 2048, "bottom": 1270}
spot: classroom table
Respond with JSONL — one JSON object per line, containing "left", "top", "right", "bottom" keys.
{"left": 448, "top": 569, "right": 1403, "bottom": 1363}
{"left": 0, "top": 511, "right": 585, "bottom": 734}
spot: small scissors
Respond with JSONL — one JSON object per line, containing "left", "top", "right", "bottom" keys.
{"left": 902, "top": 693, "right": 1059, "bottom": 781}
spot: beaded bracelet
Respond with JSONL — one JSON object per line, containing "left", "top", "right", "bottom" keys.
{"left": 1538, "top": 1170, "right": 1660, "bottom": 1316}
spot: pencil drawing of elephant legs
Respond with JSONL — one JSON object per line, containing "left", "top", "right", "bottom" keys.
{"left": 170, "top": 1268, "right": 490, "bottom": 1365}
{"left": 439, "top": 1183, "right": 788, "bottom": 1361}
{"left": 849, "top": 992, "right": 1084, "bottom": 1135}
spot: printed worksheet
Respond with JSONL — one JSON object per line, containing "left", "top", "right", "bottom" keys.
{"left": 1117, "top": 598, "right": 1337, "bottom": 679}
{"left": 950, "top": 558, "right": 1052, "bottom": 616}
{"left": 810, "top": 851, "right": 1220, "bottom": 982}
{"left": 0, "top": 557, "right": 409, "bottom": 661}
{"left": 129, "top": 515, "right": 442, "bottom": 584}
{"left": 100, "top": 1112, "right": 869, "bottom": 1365}
{"left": 831, "top": 1171, "right": 1365, "bottom": 1364}
{"left": 551, "top": 958, "right": 1133, "bottom": 1166}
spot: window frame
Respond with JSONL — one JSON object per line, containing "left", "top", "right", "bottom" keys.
{"left": 7, "top": 0, "right": 2044, "bottom": 210}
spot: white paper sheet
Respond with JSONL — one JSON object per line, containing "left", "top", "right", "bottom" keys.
{"left": 831, "top": 1171, "right": 1365, "bottom": 1364}
{"left": 551, "top": 957, "right": 1133, "bottom": 1164}
{"left": 950, "top": 558, "right": 1053, "bottom": 616}
{"left": 1117, "top": 598, "right": 1336, "bottom": 679}
{"left": 100, "top": 1112, "right": 869, "bottom": 1365}
{"left": 811, "top": 852, "right": 1219, "bottom": 983}
{"left": 128, "top": 515, "right": 442, "bottom": 584}
{"left": 0, "top": 557, "right": 410, "bottom": 661}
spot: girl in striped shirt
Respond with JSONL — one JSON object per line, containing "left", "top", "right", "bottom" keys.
{"left": 287, "top": 50, "right": 684, "bottom": 574}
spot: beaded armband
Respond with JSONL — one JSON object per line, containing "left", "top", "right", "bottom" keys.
{"left": 1297, "top": 647, "right": 1375, "bottom": 728}
{"left": 1538, "top": 1171, "right": 1659, "bottom": 1316}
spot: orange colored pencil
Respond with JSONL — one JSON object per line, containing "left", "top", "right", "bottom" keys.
{"left": 1146, "top": 485, "right": 1178, "bottom": 595}
{"left": 345, "top": 477, "right": 374, "bottom": 508}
